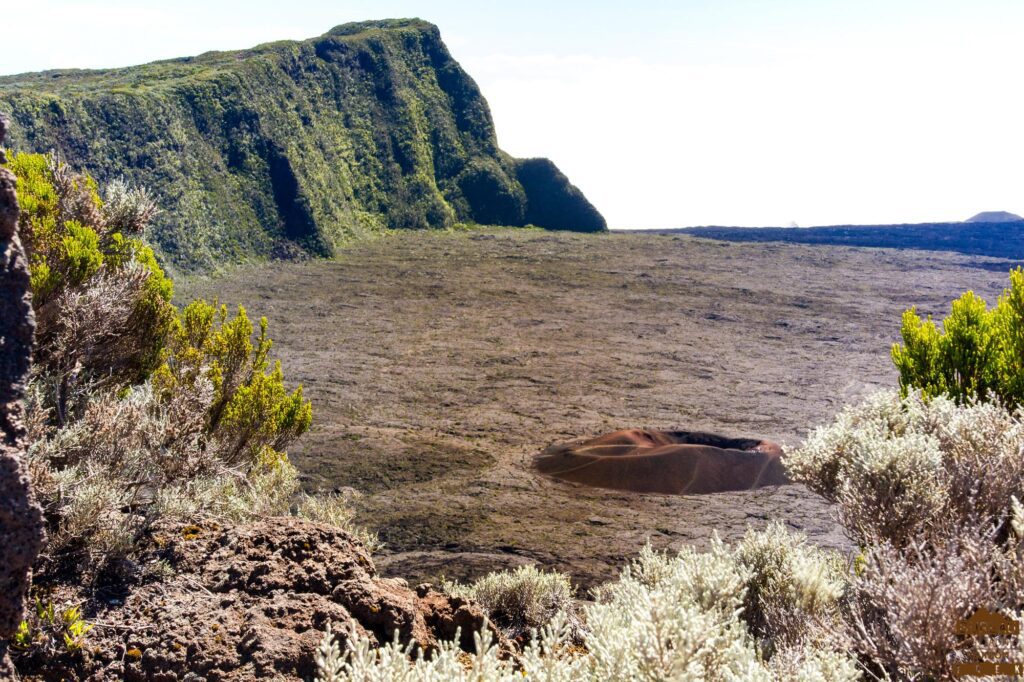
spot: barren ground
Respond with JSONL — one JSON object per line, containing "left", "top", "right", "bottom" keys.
{"left": 178, "top": 229, "right": 1013, "bottom": 591}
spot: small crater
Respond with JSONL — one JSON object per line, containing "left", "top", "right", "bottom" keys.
{"left": 533, "top": 429, "right": 789, "bottom": 495}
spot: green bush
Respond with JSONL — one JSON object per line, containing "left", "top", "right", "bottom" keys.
{"left": 5, "top": 152, "right": 176, "bottom": 400}
{"left": 153, "top": 300, "right": 312, "bottom": 468}
{"left": 892, "top": 268, "right": 1024, "bottom": 407}
{"left": 5, "top": 156, "right": 358, "bottom": 583}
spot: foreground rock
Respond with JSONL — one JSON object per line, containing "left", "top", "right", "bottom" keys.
{"left": 0, "top": 115, "right": 45, "bottom": 678}
{"left": 535, "top": 428, "right": 789, "bottom": 495}
{"left": 17, "top": 518, "right": 498, "bottom": 680}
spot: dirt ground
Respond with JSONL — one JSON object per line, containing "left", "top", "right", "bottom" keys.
{"left": 178, "top": 229, "right": 1014, "bottom": 591}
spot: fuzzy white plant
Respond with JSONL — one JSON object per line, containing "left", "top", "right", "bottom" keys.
{"left": 442, "top": 564, "right": 576, "bottom": 639}
{"left": 316, "top": 534, "right": 860, "bottom": 682}
{"left": 297, "top": 492, "right": 383, "bottom": 553}
{"left": 102, "top": 176, "right": 159, "bottom": 235}
{"left": 584, "top": 540, "right": 769, "bottom": 681}
{"left": 732, "top": 522, "right": 846, "bottom": 652}
{"left": 1012, "top": 496, "right": 1024, "bottom": 538}
{"left": 766, "top": 645, "right": 862, "bottom": 682}
{"left": 28, "top": 377, "right": 376, "bottom": 575}
{"left": 787, "top": 389, "right": 1024, "bottom": 545}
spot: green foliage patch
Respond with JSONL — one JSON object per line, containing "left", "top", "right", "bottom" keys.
{"left": 154, "top": 300, "right": 312, "bottom": 467}
{"left": 6, "top": 151, "right": 176, "bottom": 390}
{"left": 892, "top": 267, "right": 1024, "bottom": 407}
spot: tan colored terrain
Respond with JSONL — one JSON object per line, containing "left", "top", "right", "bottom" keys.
{"left": 179, "top": 229, "right": 1012, "bottom": 591}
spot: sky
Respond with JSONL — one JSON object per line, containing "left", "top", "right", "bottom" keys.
{"left": 4, "top": 0, "right": 1024, "bottom": 228}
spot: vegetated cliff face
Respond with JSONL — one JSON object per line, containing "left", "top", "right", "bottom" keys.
{"left": 0, "top": 19, "right": 606, "bottom": 271}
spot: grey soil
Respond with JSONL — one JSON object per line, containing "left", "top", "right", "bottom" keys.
{"left": 178, "top": 229, "right": 1013, "bottom": 591}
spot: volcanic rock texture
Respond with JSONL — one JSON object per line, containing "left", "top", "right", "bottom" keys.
{"left": 0, "top": 115, "right": 45, "bottom": 677}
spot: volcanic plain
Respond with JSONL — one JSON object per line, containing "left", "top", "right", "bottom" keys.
{"left": 178, "top": 229, "right": 1012, "bottom": 590}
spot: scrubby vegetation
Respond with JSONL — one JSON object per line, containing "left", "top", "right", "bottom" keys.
{"left": 892, "top": 268, "right": 1024, "bottom": 407}
{"left": 8, "top": 151, "right": 174, "bottom": 414}
{"left": 788, "top": 390, "right": 1024, "bottom": 547}
{"left": 786, "top": 391, "right": 1024, "bottom": 678}
{"left": 4, "top": 143, "right": 1020, "bottom": 678}
{"left": 319, "top": 526, "right": 860, "bottom": 681}
{"left": 442, "top": 565, "right": 578, "bottom": 641}
{"left": 1, "top": 152, "right": 380, "bottom": 603}
{"left": 0, "top": 19, "right": 605, "bottom": 271}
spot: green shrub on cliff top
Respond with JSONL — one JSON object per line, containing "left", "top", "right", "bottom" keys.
{"left": 0, "top": 20, "right": 607, "bottom": 271}
{"left": 892, "top": 267, "right": 1024, "bottom": 407}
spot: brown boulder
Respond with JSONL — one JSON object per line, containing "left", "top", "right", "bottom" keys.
{"left": 0, "top": 114, "right": 45, "bottom": 676}
{"left": 535, "top": 428, "right": 789, "bottom": 495}
{"left": 18, "top": 518, "right": 499, "bottom": 680}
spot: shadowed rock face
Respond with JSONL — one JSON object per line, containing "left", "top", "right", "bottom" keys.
{"left": 0, "top": 115, "right": 45, "bottom": 677}
{"left": 534, "top": 429, "right": 789, "bottom": 495}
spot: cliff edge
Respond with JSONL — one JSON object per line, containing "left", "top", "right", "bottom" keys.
{"left": 0, "top": 19, "right": 606, "bottom": 271}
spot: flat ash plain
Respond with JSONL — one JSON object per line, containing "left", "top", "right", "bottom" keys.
{"left": 178, "top": 229, "right": 1013, "bottom": 591}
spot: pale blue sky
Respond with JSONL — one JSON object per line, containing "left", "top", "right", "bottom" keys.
{"left": 5, "top": 1, "right": 1024, "bottom": 228}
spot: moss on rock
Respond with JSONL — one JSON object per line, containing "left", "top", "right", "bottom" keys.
{"left": 0, "top": 19, "right": 606, "bottom": 271}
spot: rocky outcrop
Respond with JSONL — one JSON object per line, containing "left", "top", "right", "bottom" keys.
{"left": 0, "top": 19, "right": 606, "bottom": 271}
{"left": 18, "top": 518, "right": 500, "bottom": 680}
{"left": 516, "top": 158, "right": 605, "bottom": 233}
{"left": 0, "top": 115, "right": 45, "bottom": 677}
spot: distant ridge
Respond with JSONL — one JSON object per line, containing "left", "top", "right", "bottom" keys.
{"left": 644, "top": 220, "right": 1024, "bottom": 261}
{"left": 966, "top": 211, "right": 1024, "bottom": 223}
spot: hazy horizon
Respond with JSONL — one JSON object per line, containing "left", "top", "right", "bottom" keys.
{"left": 4, "top": 0, "right": 1023, "bottom": 229}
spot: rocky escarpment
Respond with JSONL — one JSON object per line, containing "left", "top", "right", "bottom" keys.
{"left": 0, "top": 115, "right": 45, "bottom": 677}
{"left": 17, "top": 519, "right": 501, "bottom": 680}
{"left": 0, "top": 19, "right": 606, "bottom": 271}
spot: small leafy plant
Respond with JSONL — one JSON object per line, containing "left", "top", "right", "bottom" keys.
{"left": 153, "top": 300, "right": 312, "bottom": 468}
{"left": 13, "top": 598, "right": 94, "bottom": 655}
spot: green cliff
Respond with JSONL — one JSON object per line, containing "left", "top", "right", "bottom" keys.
{"left": 0, "top": 19, "right": 606, "bottom": 270}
